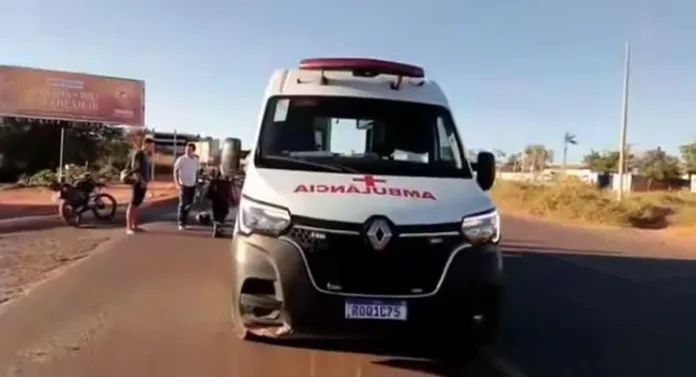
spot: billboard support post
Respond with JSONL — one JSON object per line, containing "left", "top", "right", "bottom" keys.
{"left": 57, "top": 125, "right": 66, "bottom": 182}
{"left": 150, "top": 128, "right": 156, "bottom": 181}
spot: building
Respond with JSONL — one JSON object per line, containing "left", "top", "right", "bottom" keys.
{"left": 192, "top": 138, "right": 221, "bottom": 164}
{"left": 151, "top": 131, "right": 200, "bottom": 156}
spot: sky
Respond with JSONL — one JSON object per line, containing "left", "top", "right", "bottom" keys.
{"left": 1, "top": 0, "right": 695, "bottom": 163}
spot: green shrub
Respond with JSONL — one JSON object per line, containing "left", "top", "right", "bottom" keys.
{"left": 25, "top": 164, "right": 105, "bottom": 187}
{"left": 28, "top": 169, "right": 58, "bottom": 187}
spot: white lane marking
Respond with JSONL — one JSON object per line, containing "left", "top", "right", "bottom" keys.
{"left": 481, "top": 348, "right": 527, "bottom": 377}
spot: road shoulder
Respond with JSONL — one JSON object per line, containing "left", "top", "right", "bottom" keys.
{"left": 502, "top": 212, "right": 694, "bottom": 259}
{"left": 0, "top": 197, "right": 178, "bottom": 234}
{"left": 0, "top": 228, "right": 124, "bottom": 313}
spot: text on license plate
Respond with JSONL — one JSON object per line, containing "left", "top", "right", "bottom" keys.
{"left": 344, "top": 299, "right": 407, "bottom": 321}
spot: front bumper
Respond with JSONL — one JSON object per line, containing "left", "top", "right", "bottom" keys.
{"left": 231, "top": 234, "right": 503, "bottom": 339}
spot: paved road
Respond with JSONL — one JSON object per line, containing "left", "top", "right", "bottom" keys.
{"left": 0, "top": 214, "right": 695, "bottom": 377}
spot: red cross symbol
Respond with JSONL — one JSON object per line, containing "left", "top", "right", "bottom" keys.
{"left": 353, "top": 175, "right": 386, "bottom": 188}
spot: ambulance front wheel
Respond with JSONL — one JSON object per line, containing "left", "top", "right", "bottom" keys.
{"left": 231, "top": 302, "right": 250, "bottom": 341}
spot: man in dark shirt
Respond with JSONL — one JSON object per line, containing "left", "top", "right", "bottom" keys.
{"left": 206, "top": 169, "right": 234, "bottom": 237}
{"left": 126, "top": 136, "right": 154, "bottom": 235}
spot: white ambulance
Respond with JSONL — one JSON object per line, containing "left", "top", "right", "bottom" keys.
{"left": 230, "top": 58, "right": 502, "bottom": 353}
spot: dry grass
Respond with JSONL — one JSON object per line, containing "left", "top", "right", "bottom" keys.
{"left": 491, "top": 176, "right": 696, "bottom": 229}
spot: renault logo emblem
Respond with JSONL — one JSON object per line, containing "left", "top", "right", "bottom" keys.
{"left": 366, "top": 219, "right": 392, "bottom": 251}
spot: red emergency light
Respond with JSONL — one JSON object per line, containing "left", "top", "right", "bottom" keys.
{"left": 297, "top": 58, "right": 425, "bottom": 90}
{"left": 299, "top": 58, "right": 425, "bottom": 78}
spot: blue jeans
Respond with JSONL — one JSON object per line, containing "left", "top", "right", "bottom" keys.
{"left": 177, "top": 186, "right": 196, "bottom": 226}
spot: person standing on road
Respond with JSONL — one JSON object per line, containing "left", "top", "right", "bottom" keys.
{"left": 126, "top": 136, "right": 154, "bottom": 235}
{"left": 174, "top": 143, "right": 200, "bottom": 230}
{"left": 206, "top": 168, "right": 234, "bottom": 237}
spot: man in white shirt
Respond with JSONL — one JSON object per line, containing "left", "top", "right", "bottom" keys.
{"left": 173, "top": 143, "right": 200, "bottom": 230}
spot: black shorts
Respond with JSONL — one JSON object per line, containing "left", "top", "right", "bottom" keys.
{"left": 212, "top": 203, "right": 229, "bottom": 223}
{"left": 130, "top": 183, "right": 147, "bottom": 207}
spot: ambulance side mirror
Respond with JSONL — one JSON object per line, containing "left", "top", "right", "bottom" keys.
{"left": 474, "top": 151, "right": 496, "bottom": 191}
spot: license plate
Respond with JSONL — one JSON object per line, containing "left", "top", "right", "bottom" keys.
{"left": 344, "top": 299, "right": 407, "bottom": 321}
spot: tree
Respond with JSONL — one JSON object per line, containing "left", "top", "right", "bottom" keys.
{"left": 634, "top": 147, "right": 683, "bottom": 189}
{"left": 492, "top": 149, "right": 506, "bottom": 159}
{"left": 99, "top": 137, "right": 132, "bottom": 170}
{"left": 502, "top": 152, "right": 522, "bottom": 172}
{"left": 583, "top": 150, "right": 620, "bottom": 173}
{"left": 0, "top": 117, "right": 126, "bottom": 181}
{"left": 582, "top": 149, "right": 638, "bottom": 173}
{"left": 562, "top": 132, "right": 577, "bottom": 172}
{"left": 522, "top": 144, "right": 553, "bottom": 174}
{"left": 465, "top": 148, "right": 479, "bottom": 162}
{"left": 491, "top": 149, "right": 506, "bottom": 169}
{"left": 679, "top": 139, "right": 696, "bottom": 174}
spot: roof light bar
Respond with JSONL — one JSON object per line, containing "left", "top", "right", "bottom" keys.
{"left": 298, "top": 58, "right": 425, "bottom": 78}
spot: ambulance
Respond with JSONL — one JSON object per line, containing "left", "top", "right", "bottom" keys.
{"left": 230, "top": 57, "right": 502, "bottom": 351}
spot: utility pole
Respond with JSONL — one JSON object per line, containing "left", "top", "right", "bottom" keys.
{"left": 173, "top": 129, "right": 178, "bottom": 158}
{"left": 617, "top": 42, "right": 631, "bottom": 201}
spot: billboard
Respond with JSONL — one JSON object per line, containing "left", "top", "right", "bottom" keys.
{"left": 0, "top": 65, "right": 144, "bottom": 125}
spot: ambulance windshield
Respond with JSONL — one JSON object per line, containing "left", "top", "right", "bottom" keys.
{"left": 255, "top": 96, "right": 472, "bottom": 178}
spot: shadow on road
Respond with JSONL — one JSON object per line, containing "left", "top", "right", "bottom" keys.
{"left": 248, "top": 335, "right": 483, "bottom": 376}
{"left": 498, "top": 243, "right": 696, "bottom": 377}
{"left": 233, "top": 241, "right": 696, "bottom": 376}
{"left": 372, "top": 358, "right": 468, "bottom": 376}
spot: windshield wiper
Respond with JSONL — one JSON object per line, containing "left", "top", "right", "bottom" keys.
{"left": 263, "top": 155, "right": 361, "bottom": 173}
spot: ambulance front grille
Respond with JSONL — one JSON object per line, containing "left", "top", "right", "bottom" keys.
{"left": 288, "top": 226, "right": 457, "bottom": 296}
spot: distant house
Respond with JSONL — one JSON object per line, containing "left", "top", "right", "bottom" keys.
{"left": 151, "top": 131, "right": 199, "bottom": 155}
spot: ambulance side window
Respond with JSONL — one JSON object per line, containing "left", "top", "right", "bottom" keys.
{"left": 436, "top": 117, "right": 463, "bottom": 168}
{"left": 273, "top": 99, "right": 290, "bottom": 122}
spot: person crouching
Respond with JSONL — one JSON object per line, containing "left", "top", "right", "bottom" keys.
{"left": 205, "top": 169, "right": 233, "bottom": 238}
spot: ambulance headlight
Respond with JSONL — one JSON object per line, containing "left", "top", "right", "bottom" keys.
{"left": 461, "top": 210, "right": 500, "bottom": 244}
{"left": 238, "top": 198, "right": 291, "bottom": 237}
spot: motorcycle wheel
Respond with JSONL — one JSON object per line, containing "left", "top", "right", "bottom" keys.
{"left": 196, "top": 212, "right": 212, "bottom": 226}
{"left": 92, "top": 193, "right": 118, "bottom": 220}
{"left": 58, "top": 200, "right": 82, "bottom": 227}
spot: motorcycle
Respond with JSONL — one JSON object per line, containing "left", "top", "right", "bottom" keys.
{"left": 51, "top": 181, "right": 118, "bottom": 227}
{"left": 194, "top": 175, "right": 211, "bottom": 205}
{"left": 194, "top": 172, "right": 243, "bottom": 234}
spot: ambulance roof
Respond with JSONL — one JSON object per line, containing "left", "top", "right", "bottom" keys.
{"left": 263, "top": 58, "right": 450, "bottom": 108}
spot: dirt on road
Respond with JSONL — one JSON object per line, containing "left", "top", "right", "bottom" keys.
{"left": 0, "top": 228, "right": 118, "bottom": 308}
